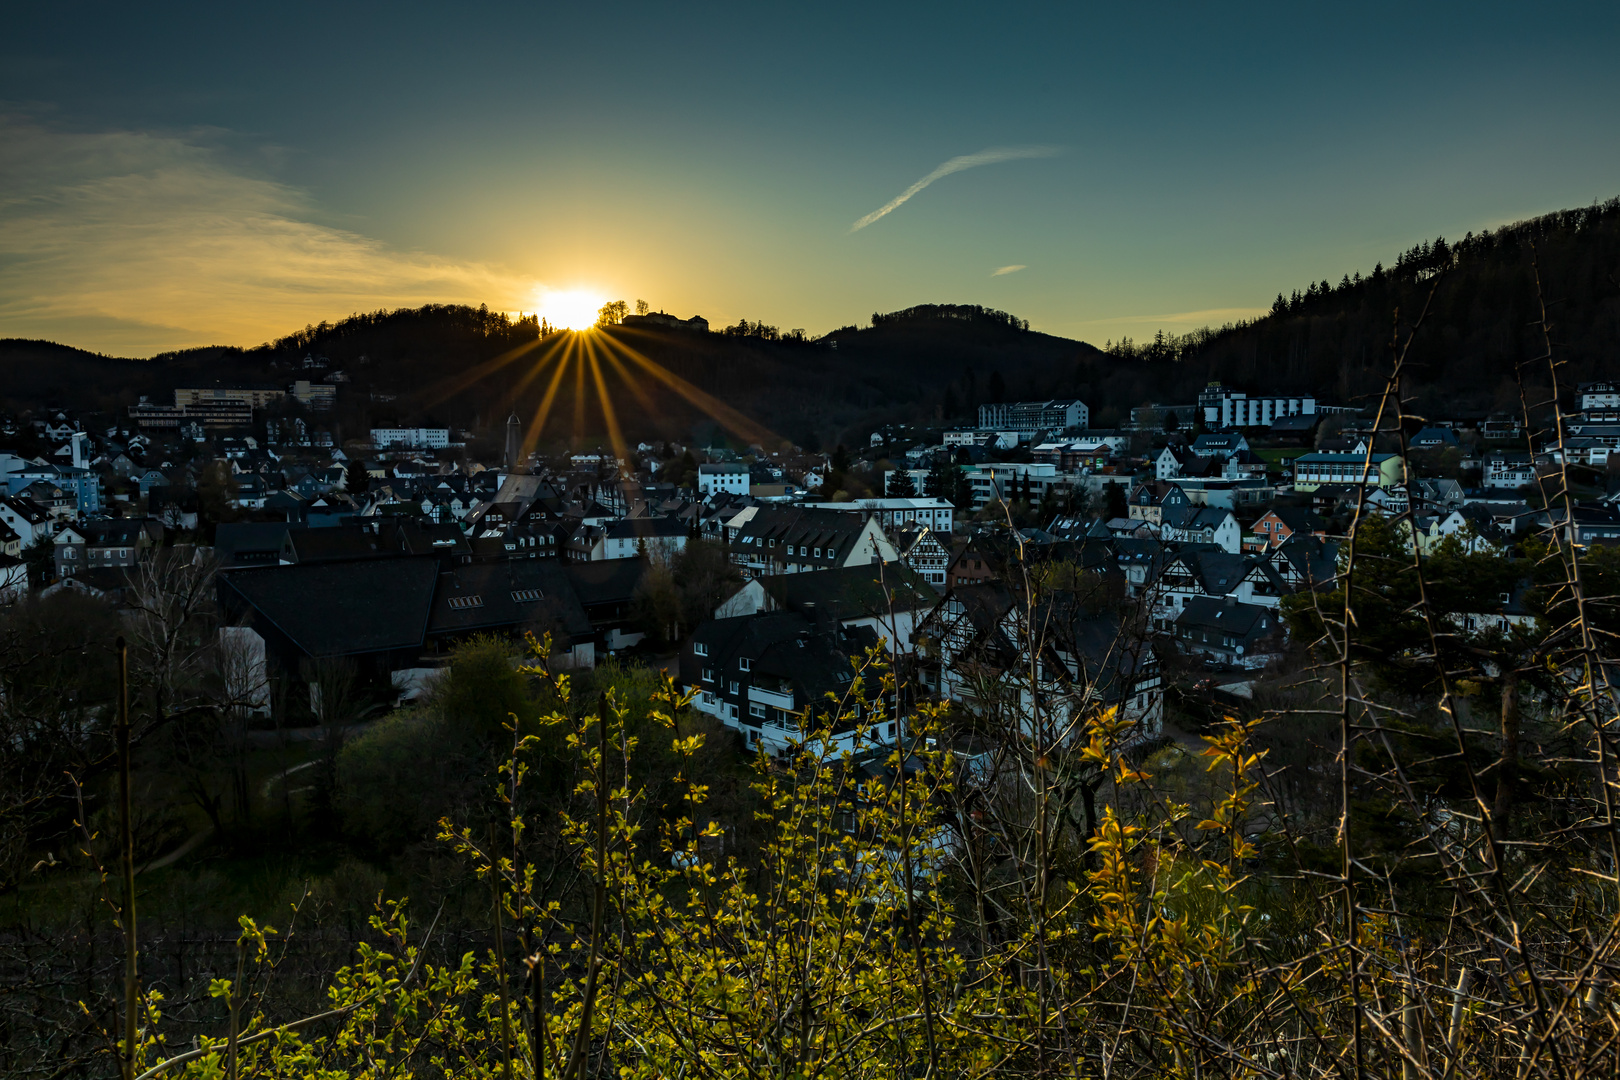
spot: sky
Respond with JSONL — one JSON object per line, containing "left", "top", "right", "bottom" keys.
{"left": 2, "top": 1, "right": 1618, "bottom": 356}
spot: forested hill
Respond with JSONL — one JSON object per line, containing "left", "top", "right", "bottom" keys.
{"left": 0, "top": 303, "right": 1107, "bottom": 449}
{"left": 1101, "top": 197, "right": 1620, "bottom": 417}
{"left": 4, "top": 196, "right": 1617, "bottom": 443}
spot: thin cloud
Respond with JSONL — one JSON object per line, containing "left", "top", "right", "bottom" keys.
{"left": 0, "top": 117, "right": 530, "bottom": 354}
{"left": 849, "top": 145, "right": 1061, "bottom": 232}
{"left": 991, "top": 264, "right": 1027, "bottom": 277}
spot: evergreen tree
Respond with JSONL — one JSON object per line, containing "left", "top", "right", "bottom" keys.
{"left": 886, "top": 469, "right": 917, "bottom": 497}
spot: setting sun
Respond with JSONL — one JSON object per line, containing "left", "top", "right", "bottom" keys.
{"left": 535, "top": 288, "right": 605, "bottom": 331}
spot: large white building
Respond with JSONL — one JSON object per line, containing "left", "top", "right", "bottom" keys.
{"left": 978, "top": 399, "right": 1088, "bottom": 433}
{"left": 698, "top": 463, "right": 750, "bottom": 496}
{"left": 370, "top": 427, "right": 450, "bottom": 449}
{"left": 801, "top": 497, "right": 954, "bottom": 533}
{"left": 1199, "top": 382, "right": 1315, "bottom": 429}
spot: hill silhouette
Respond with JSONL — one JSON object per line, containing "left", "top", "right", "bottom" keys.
{"left": 1090, "top": 196, "right": 1620, "bottom": 418}
{"left": 4, "top": 196, "right": 1617, "bottom": 444}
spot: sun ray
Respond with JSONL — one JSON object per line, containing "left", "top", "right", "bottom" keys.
{"left": 594, "top": 338, "right": 660, "bottom": 428}
{"left": 571, "top": 339, "right": 588, "bottom": 444}
{"left": 583, "top": 336, "right": 629, "bottom": 471}
{"left": 501, "top": 334, "right": 566, "bottom": 413}
{"left": 609, "top": 336, "right": 784, "bottom": 449}
{"left": 520, "top": 334, "right": 577, "bottom": 463}
{"left": 417, "top": 332, "right": 553, "bottom": 410}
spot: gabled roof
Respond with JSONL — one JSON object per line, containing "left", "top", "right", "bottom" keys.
{"left": 759, "top": 562, "right": 939, "bottom": 621}
{"left": 1174, "top": 596, "right": 1276, "bottom": 638}
{"left": 222, "top": 556, "right": 439, "bottom": 657}
{"left": 427, "top": 561, "right": 591, "bottom": 642}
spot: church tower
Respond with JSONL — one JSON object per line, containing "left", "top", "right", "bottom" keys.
{"left": 504, "top": 412, "right": 523, "bottom": 472}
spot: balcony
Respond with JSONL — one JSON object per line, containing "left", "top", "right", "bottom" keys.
{"left": 749, "top": 684, "right": 794, "bottom": 711}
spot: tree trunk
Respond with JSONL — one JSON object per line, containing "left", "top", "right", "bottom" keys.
{"left": 1491, "top": 667, "right": 1520, "bottom": 842}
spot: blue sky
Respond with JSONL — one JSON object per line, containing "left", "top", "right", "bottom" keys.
{"left": 3, "top": 1, "right": 1617, "bottom": 354}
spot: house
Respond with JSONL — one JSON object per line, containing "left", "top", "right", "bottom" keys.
{"left": 1251, "top": 507, "right": 1326, "bottom": 549}
{"left": 914, "top": 581, "right": 1163, "bottom": 740}
{"left": 424, "top": 560, "right": 595, "bottom": 666}
{"left": 1172, "top": 596, "right": 1283, "bottom": 670}
{"left": 713, "top": 561, "right": 940, "bottom": 655}
{"left": 597, "top": 516, "right": 688, "bottom": 562}
{"left": 52, "top": 518, "right": 163, "bottom": 578}
{"left": 0, "top": 495, "right": 53, "bottom": 547}
{"left": 683, "top": 612, "right": 890, "bottom": 756}
{"left": 1155, "top": 445, "right": 1196, "bottom": 481}
{"left": 1483, "top": 452, "right": 1537, "bottom": 491}
{"left": 1160, "top": 506, "right": 1242, "bottom": 553}
{"left": 1190, "top": 433, "right": 1250, "bottom": 459}
{"left": 895, "top": 527, "right": 951, "bottom": 587}
{"left": 1411, "top": 426, "right": 1460, "bottom": 449}
{"left": 697, "top": 463, "right": 750, "bottom": 497}
{"left": 727, "top": 507, "right": 898, "bottom": 578}
{"left": 1149, "top": 547, "right": 1284, "bottom": 626}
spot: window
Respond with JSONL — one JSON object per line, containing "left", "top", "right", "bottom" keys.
{"left": 693, "top": 642, "right": 708, "bottom": 656}
{"left": 729, "top": 681, "right": 739, "bottom": 695}
{"left": 703, "top": 668, "right": 713, "bottom": 683}
{"left": 813, "top": 547, "right": 821, "bottom": 558}
{"left": 738, "top": 657, "right": 751, "bottom": 671}
{"left": 749, "top": 702, "right": 765, "bottom": 719}
{"left": 511, "top": 589, "right": 543, "bottom": 603}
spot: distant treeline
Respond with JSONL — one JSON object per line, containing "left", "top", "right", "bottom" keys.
{"left": 870, "top": 303, "right": 1031, "bottom": 332}
{"left": 262, "top": 304, "right": 541, "bottom": 358}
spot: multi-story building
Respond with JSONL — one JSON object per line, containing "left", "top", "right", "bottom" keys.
{"left": 697, "top": 463, "right": 750, "bottom": 496}
{"left": 370, "top": 427, "right": 451, "bottom": 450}
{"left": 978, "top": 399, "right": 1088, "bottom": 433}
{"left": 291, "top": 380, "right": 337, "bottom": 411}
{"left": 801, "top": 497, "right": 954, "bottom": 533}
{"left": 1483, "top": 452, "right": 1537, "bottom": 490}
{"left": 724, "top": 506, "right": 898, "bottom": 578}
{"left": 1198, "top": 382, "right": 1315, "bottom": 429}
{"left": 1578, "top": 381, "right": 1620, "bottom": 415}
{"left": 174, "top": 385, "right": 287, "bottom": 408}
{"left": 1290, "top": 453, "right": 1404, "bottom": 492}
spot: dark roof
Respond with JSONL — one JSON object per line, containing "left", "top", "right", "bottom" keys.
{"left": 760, "top": 562, "right": 939, "bottom": 620}
{"left": 604, "top": 516, "right": 687, "bottom": 540}
{"left": 282, "top": 524, "right": 394, "bottom": 564}
{"left": 222, "top": 556, "right": 439, "bottom": 657}
{"left": 426, "top": 561, "right": 591, "bottom": 642}
{"left": 566, "top": 558, "right": 649, "bottom": 606}
{"left": 1175, "top": 596, "right": 1276, "bottom": 638}
{"left": 1269, "top": 413, "right": 1321, "bottom": 433}
{"left": 213, "top": 522, "right": 295, "bottom": 567}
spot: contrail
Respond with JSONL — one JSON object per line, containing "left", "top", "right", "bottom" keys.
{"left": 849, "top": 145, "right": 1061, "bottom": 232}
{"left": 992, "top": 264, "right": 1027, "bottom": 276}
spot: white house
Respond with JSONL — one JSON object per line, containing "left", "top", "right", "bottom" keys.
{"left": 1483, "top": 453, "right": 1537, "bottom": 490}
{"left": 1160, "top": 507, "right": 1243, "bottom": 553}
{"left": 1198, "top": 382, "right": 1315, "bottom": 429}
{"left": 698, "top": 463, "right": 750, "bottom": 496}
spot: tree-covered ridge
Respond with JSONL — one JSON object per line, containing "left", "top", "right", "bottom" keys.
{"left": 1103, "top": 196, "right": 1620, "bottom": 413}
{"left": 870, "top": 303, "right": 1031, "bottom": 332}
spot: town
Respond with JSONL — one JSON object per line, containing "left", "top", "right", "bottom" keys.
{"left": 6, "top": 364, "right": 1614, "bottom": 766}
